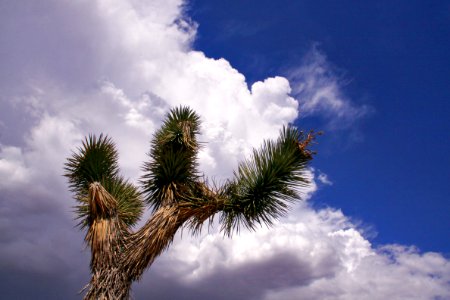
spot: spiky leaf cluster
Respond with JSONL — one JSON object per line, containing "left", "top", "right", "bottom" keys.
{"left": 65, "top": 134, "right": 143, "bottom": 228}
{"left": 65, "top": 106, "right": 318, "bottom": 298}
{"left": 220, "top": 126, "right": 312, "bottom": 235}
{"left": 65, "top": 134, "right": 119, "bottom": 195}
{"left": 141, "top": 106, "right": 201, "bottom": 210}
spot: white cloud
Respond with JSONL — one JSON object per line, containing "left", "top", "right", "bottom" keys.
{"left": 318, "top": 171, "right": 333, "bottom": 186}
{"left": 146, "top": 206, "right": 450, "bottom": 300}
{"left": 0, "top": 146, "right": 30, "bottom": 188}
{"left": 290, "top": 45, "right": 373, "bottom": 129}
{"left": 263, "top": 244, "right": 450, "bottom": 300}
{"left": 0, "top": 1, "right": 448, "bottom": 299}
{"left": 159, "top": 206, "right": 370, "bottom": 282}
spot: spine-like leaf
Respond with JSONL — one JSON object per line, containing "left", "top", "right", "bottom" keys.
{"left": 64, "top": 107, "right": 318, "bottom": 299}
{"left": 64, "top": 134, "right": 119, "bottom": 196}
{"left": 141, "top": 106, "right": 201, "bottom": 210}
{"left": 221, "top": 126, "right": 314, "bottom": 235}
{"left": 65, "top": 135, "right": 144, "bottom": 228}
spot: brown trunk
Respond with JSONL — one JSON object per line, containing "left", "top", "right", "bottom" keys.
{"left": 83, "top": 183, "right": 224, "bottom": 299}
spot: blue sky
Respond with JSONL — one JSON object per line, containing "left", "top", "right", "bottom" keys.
{"left": 190, "top": 0, "right": 450, "bottom": 253}
{"left": 0, "top": 0, "right": 449, "bottom": 299}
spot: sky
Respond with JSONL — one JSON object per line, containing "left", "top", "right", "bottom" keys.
{"left": 0, "top": 0, "right": 449, "bottom": 299}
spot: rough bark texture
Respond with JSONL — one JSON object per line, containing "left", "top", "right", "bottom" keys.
{"left": 82, "top": 183, "right": 224, "bottom": 299}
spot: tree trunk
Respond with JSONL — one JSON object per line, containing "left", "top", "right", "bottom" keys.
{"left": 83, "top": 183, "right": 224, "bottom": 299}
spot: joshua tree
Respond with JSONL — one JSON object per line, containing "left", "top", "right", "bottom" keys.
{"left": 65, "top": 106, "right": 318, "bottom": 299}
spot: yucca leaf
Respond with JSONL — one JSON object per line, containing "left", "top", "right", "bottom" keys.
{"left": 141, "top": 106, "right": 201, "bottom": 210}
{"left": 103, "top": 178, "right": 144, "bottom": 227}
{"left": 65, "top": 134, "right": 144, "bottom": 228}
{"left": 64, "top": 134, "right": 119, "bottom": 197}
{"left": 221, "top": 126, "right": 313, "bottom": 235}
{"left": 75, "top": 177, "right": 144, "bottom": 229}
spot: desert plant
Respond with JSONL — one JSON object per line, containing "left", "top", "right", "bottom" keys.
{"left": 65, "top": 106, "right": 317, "bottom": 299}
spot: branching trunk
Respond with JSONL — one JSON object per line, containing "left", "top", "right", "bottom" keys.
{"left": 65, "top": 108, "right": 316, "bottom": 300}
{"left": 82, "top": 182, "right": 224, "bottom": 299}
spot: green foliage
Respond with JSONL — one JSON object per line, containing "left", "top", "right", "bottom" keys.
{"left": 65, "top": 106, "right": 317, "bottom": 297}
{"left": 141, "top": 106, "right": 201, "bottom": 210}
{"left": 65, "top": 134, "right": 143, "bottom": 228}
{"left": 104, "top": 177, "right": 144, "bottom": 227}
{"left": 65, "top": 134, "right": 119, "bottom": 196}
{"left": 220, "top": 126, "right": 312, "bottom": 235}
{"left": 155, "top": 106, "right": 201, "bottom": 149}
{"left": 65, "top": 107, "right": 315, "bottom": 235}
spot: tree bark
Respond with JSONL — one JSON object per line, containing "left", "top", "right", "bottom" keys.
{"left": 83, "top": 183, "right": 224, "bottom": 299}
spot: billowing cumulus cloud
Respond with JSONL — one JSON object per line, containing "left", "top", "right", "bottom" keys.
{"left": 140, "top": 206, "right": 450, "bottom": 300}
{"left": 0, "top": 1, "right": 449, "bottom": 299}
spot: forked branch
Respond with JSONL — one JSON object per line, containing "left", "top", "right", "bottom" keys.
{"left": 65, "top": 106, "right": 318, "bottom": 299}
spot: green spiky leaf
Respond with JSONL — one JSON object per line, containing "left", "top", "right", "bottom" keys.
{"left": 141, "top": 106, "right": 201, "bottom": 210}
{"left": 104, "top": 178, "right": 144, "bottom": 227}
{"left": 64, "top": 134, "right": 119, "bottom": 196}
{"left": 221, "top": 126, "right": 312, "bottom": 235}
{"left": 65, "top": 134, "right": 144, "bottom": 228}
{"left": 75, "top": 177, "right": 144, "bottom": 229}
